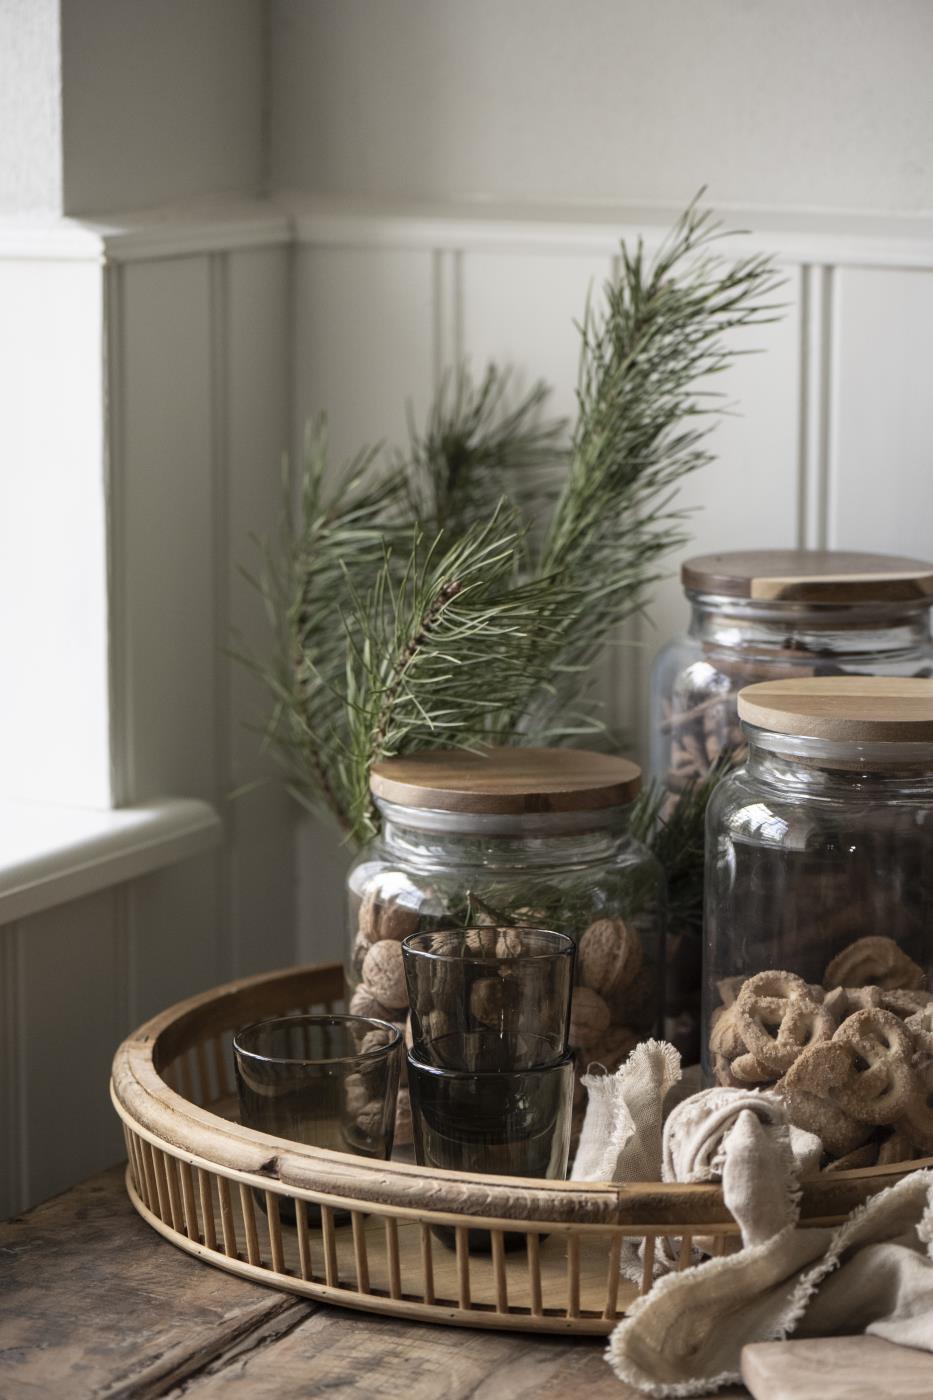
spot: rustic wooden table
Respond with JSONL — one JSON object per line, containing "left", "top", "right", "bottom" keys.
{"left": 2, "top": 1165, "right": 752, "bottom": 1399}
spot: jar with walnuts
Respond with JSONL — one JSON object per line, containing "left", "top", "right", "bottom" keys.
{"left": 346, "top": 746, "right": 665, "bottom": 1105}
{"left": 704, "top": 675, "right": 933, "bottom": 1170}
{"left": 650, "top": 548, "right": 933, "bottom": 1060}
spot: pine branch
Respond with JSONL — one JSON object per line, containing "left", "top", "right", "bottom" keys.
{"left": 242, "top": 197, "right": 782, "bottom": 849}
{"left": 339, "top": 510, "right": 579, "bottom": 842}
{"left": 402, "top": 363, "right": 568, "bottom": 540}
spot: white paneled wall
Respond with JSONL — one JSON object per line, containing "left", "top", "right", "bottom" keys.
{"left": 0, "top": 226, "right": 296, "bottom": 1219}
{"left": 112, "top": 238, "right": 296, "bottom": 994}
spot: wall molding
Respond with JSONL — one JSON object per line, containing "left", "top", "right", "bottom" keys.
{"left": 290, "top": 198, "right": 933, "bottom": 271}
{"left": 5, "top": 196, "right": 933, "bottom": 269}
{"left": 0, "top": 797, "right": 221, "bottom": 925}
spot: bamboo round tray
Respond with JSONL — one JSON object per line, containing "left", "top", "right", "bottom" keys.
{"left": 111, "top": 961, "right": 929, "bottom": 1336}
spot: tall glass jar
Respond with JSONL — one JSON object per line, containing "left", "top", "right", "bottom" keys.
{"left": 651, "top": 549, "right": 933, "bottom": 1060}
{"left": 704, "top": 677, "right": 933, "bottom": 1164}
{"left": 346, "top": 748, "right": 665, "bottom": 1111}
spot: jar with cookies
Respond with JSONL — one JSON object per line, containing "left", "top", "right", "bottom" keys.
{"left": 651, "top": 548, "right": 933, "bottom": 1058}
{"left": 704, "top": 675, "right": 933, "bottom": 1170}
{"left": 346, "top": 746, "right": 665, "bottom": 1121}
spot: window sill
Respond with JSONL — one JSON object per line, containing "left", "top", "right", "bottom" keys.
{"left": 0, "top": 797, "right": 222, "bottom": 925}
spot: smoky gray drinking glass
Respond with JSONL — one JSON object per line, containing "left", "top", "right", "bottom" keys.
{"left": 407, "top": 1043, "right": 574, "bottom": 1251}
{"left": 233, "top": 1014, "right": 402, "bottom": 1160}
{"left": 402, "top": 926, "right": 575, "bottom": 1071}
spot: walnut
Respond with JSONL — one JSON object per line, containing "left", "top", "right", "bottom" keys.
{"left": 379, "top": 899, "right": 420, "bottom": 942}
{"left": 359, "top": 1026, "right": 397, "bottom": 1057}
{"left": 361, "top": 939, "right": 409, "bottom": 1010}
{"left": 495, "top": 927, "right": 526, "bottom": 957}
{"left": 343, "top": 1072, "right": 371, "bottom": 1118}
{"left": 356, "top": 880, "right": 420, "bottom": 945}
{"left": 464, "top": 926, "right": 499, "bottom": 957}
{"left": 357, "top": 883, "right": 381, "bottom": 943}
{"left": 349, "top": 982, "right": 394, "bottom": 1023}
{"left": 579, "top": 918, "right": 642, "bottom": 1000}
{"left": 569, "top": 986, "right": 610, "bottom": 1048}
{"left": 469, "top": 974, "right": 517, "bottom": 1027}
{"left": 355, "top": 1099, "right": 388, "bottom": 1140}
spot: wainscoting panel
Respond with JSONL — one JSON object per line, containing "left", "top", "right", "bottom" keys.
{"left": 293, "top": 245, "right": 436, "bottom": 468}
{"left": 119, "top": 254, "right": 216, "bottom": 804}
{"left": 459, "top": 249, "right": 612, "bottom": 418}
{"left": 127, "top": 851, "right": 220, "bottom": 1026}
{"left": 16, "top": 889, "right": 127, "bottom": 1210}
{"left": 225, "top": 245, "right": 295, "bottom": 977}
{"left": 830, "top": 267, "right": 933, "bottom": 559}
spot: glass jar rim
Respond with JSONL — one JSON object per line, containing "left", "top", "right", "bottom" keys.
{"left": 743, "top": 724, "right": 933, "bottom": 770}
{"left": 232, "top": 1013, "right": 402, "bottom": 1068}
{"left": 402, "top": 926, "right": 575, "bottom": 964}
{"left": 375, "top": 795, "right": 633, "bottom": 837}
{"left": 685, "top": 587, "right": 933, "bottom": 622}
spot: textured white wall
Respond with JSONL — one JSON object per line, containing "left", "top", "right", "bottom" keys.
{"left": 0, "top": 0, "right": 62, "bottom": 214}
{"left": 270, "top": 0, "right": 933, "bottom": 215}
{"left": 59, "top": 0, "right": 265, "bottom": 215}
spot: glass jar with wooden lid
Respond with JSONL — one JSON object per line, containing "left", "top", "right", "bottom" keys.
{"left": 651, "top": 549, "right": 933, "bottom": 1063}
{"left": 704, "top": 676, "right": 933, "bottom": 1167}
{"left": 651, "top": 548, "right": 933, "bottom": 810}
{"left": 346, "top": 746, "right": 665, "bottom": 1107}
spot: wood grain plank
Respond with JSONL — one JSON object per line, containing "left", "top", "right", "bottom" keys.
{"left": 0, "top": 1167, "right": 311, "bottom": 1400}
{"left": 1, "top": 1167, "right": 746, "bottom": 1399}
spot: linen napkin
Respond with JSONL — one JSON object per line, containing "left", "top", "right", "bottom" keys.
{"left": 571, "top": 1042, "right": 933, "bottom": 1396}
{"left": 607, "top": 1169, "right": 933, "bottom": 1397}
{"left": 571, "top": 1039, "right": 682, "bottom": 1184}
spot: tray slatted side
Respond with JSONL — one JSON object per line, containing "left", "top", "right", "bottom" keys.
{"left": 121, "top": 1125, "right": 741, "bottom": 1333}
{"left": 159, "top": 992, "right": 343, "bottom": 1111}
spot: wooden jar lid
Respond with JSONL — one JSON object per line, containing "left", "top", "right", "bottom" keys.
{"left": 370, "top": 746, "right": 641, "bottom": 813}
{"left": 738, "top": 676, "right": 933, "bottom": 742}
{"left": 682, "top": 549, "right": 933, "bottom": 602}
